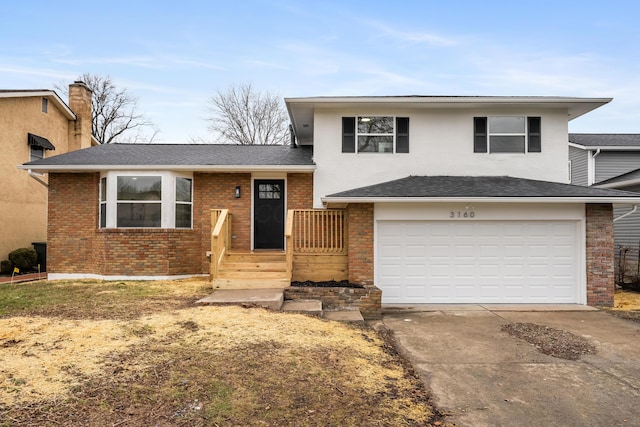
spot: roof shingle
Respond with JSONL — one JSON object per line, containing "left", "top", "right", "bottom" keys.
{"left": 326, "top": 176, "right": 640, "bottom": 199}
{"left": 23, "top": 143, "right": 314, "bottom": 168}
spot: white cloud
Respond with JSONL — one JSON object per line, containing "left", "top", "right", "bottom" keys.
{"left": 363, "top": 20, "right": 459, "bottom": 47}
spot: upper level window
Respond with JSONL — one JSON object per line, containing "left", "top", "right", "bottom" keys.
{"left": 342, "top": 116, "right": 409, "bottom": 153}
{"left": 41, "top": 98, "right": 48, "bottom": 113}
{"left": 474, "top": 116, "right": 541, "bottom": 153}
{"left": 30, "top": 146, "right": 44, "bottom": 162}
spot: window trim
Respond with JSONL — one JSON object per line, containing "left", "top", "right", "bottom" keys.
{"left": 41, "top": 97, "right": 48, "bottom": 113}
{"left": 342, "top": 116, "right": 409, "bottom": 153}
{"left": 175, "top": 177, "right": 193, "bottom": 229}
{"left": 474, "top": 116, "right": 541, "bottom": 154}
{"left": 99, "top": 171, "right": 193, "bottom": 229}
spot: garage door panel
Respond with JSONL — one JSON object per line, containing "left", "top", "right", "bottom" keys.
{"left": 377, "top": 220, "right": 579, "bottom": 304}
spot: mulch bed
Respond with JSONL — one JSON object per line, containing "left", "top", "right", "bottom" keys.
{"left": 291, "top": 280, "right": 364, "bottom": 289}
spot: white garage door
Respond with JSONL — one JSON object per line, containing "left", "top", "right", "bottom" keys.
{"left": 377, "top": 221, "right": 579, "bottom": 304}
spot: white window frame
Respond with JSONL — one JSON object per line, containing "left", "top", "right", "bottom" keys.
{"left": 100, "top": 171, "right": 194, "bottom": 229}
{"left": 356, "top": 115, "right": 396, "bottom": 153}
{"left": 488, "top": 116, "right": 527, "bottom": 153}
{"left": 175, "top": 177, "right": 193, "bottom": 229}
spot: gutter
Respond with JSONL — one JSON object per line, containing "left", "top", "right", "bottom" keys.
{"left": 27, "top": 170, "right": 48, "bottom": 188}
{"left": 322, "top": 196, "right": 640, "bottom": 205}
{"left": 588, "top": 148, "right": 601, "bottom": 186}
{"left": 17, "top": 164, "right": 317, "bottom": 173}
{"left": 614, "top": 205, "right": 638, "bottom": 222}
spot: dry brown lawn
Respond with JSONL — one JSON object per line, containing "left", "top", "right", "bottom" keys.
{"left": 0, "top": 278, "right": 444, "bottom": 426}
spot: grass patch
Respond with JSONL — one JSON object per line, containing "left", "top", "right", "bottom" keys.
{"left": 0, "top": 279, "right": 444, "bottom": 426}
{"left": 0, "top": 279, "right": 211, "bottom": 319}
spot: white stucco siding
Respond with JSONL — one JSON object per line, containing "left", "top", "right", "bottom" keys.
{"left": 312, "top": 108, "right": 570, "bottom": 207}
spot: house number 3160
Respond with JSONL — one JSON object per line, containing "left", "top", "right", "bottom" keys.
{"left": 449, "top": 211, "right": 475, "bottom": 218}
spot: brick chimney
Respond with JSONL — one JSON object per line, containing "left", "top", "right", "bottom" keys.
{"left": 67, "top": 81, "right": 93, "bottom": 151}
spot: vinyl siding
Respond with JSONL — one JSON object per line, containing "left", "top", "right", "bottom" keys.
{"left": 569, "top": 146, "right": 588, "bottom": 186}
{"left": 614, "top": 206, "right": 640, "bottom": 248}
{"left": 595, "top": 151, "right": 640, "bottom": 183}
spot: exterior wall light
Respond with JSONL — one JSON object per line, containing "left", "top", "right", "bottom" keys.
{"left": 235, "top": 185, "right": 241, "bottom": 198}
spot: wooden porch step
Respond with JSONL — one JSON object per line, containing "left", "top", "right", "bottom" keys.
{"left": 224, "top": 252, "right": 286, "bottom": 263}
{"left": 217, "top": 271, "right": 289, "bottom": 280}
{"left": 219, "top": 262, "right": 287, "bottom": 272}
{"left": 212, "top": 278, "right": 290, "bottom": 289}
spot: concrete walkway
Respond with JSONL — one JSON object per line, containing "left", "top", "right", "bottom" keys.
{"left": 382, "top": 305, "right": 640, "bottom": 427}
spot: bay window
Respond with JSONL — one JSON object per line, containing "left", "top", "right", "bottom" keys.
{"left": 99, "top": 172, "right": 193, "bottom": 229}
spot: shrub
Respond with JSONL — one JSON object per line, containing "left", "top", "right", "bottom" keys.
{"left": 8, "top": 248, "right": 37, "bottom": 272}
{"left": 0, "top": 260, "right": 11, "bottom": 274}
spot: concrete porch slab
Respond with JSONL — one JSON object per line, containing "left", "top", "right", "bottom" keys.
{"left": 281, "top": 299, "right": 323, "bottom": 316}
{"left": 196, "top": 288, "right": 284, "bottom": 310}
{"left": 324, "top": 310, "right": 365, "bottom": 323}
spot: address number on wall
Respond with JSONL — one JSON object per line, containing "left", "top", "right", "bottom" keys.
{"left": 449, "top": 211, "right": 475, "bottom": 219}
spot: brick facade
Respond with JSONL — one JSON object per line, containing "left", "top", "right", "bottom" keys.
{"left": 586, "top": 203, "right": 615, "bottom": 306}
{"left": 284, "top": 286, "right": 382, "bottom": 319}
{"left": 48, "top": 172, "right": 314, "bottom": 277}
{"left": 346, "top": 203, "right": 374, "bottom": 286}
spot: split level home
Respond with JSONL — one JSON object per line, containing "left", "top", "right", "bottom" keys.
{"left": 1, "top": 82, "right": 94, "bottom": 265}
{"left": 20, "top": 95, "right": 640, "bottom": 311}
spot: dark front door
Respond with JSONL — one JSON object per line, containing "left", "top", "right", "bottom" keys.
{"left": 254, "top": 179, "right": 285, "bottom": 249}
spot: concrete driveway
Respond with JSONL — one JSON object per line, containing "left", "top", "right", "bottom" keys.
{"left": 382, "top": 305, "right": 640, "bottom": 427}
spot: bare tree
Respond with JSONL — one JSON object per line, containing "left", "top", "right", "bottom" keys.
{"left": 204, "top": 84, "right": 289, "bottom": 145}
{"left": 56, "top": 73, "right": 158, "bottom": 144}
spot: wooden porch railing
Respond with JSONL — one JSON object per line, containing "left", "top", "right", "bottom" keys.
{"left": 210, "top": 209, "right": 231, "bottom": 280}
{"left": 286, "top": 209, "right": 348, "bottom": 282}
{"left": 289, "top": 209, "right": 347, "bottom": 253}
{"left": 285, "top": 210, "right": 295, "bottom": 280}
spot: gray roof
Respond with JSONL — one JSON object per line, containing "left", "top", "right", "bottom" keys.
{"left": 22, "top": 143, "right": 314, "bottom": 170}
{"left": 596, "top": 168, "right": 640, "bottom": 187}
{"left": 569, "top": 134, "right": 640, "bottom": 148}
{"left": 325, "top": 176, "right": 640, "bottom": 200}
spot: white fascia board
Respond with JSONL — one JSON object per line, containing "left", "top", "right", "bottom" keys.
{"left": 285, "top": 96, "right": 611, "bottom": 104}
{"left": 575, "top": 146, "right": 640, "bottom": 151}
{"left": 568, "top": 142, "right": 589, "bottom": 150}
{"left": 18, "top": 164, "right": 316, "bottom": 173}
{"left": 596, "top": 179, "right": 640, "bottom": 189}
{"left": 322, "top": 196, "right": 640, "bottom": 205}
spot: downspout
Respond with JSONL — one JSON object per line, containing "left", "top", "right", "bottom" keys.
{"left": 588, "top": 149, "right": 601, "bottom": 186}
{"left": 289, "top": 124, "right": 297, "bottom": 148}
{"left": 614, "top": 205, "right": 638, "bottom": 223}
{"left": 28, "top": 170, "right": 48, "bottom": 188}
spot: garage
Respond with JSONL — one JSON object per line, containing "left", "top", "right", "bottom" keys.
{"left": 377, "top": 220, "right": 580, "bottom": 304}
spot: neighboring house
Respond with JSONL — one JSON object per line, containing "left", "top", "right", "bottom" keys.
{"left": 21, "top": 96, "right": 640, "bottom": 309}
{"left": 0, "top": 82, "right": 93, "bottom": 264}
{"left": 569, "top": 134, "right": 640, "bottom": 249}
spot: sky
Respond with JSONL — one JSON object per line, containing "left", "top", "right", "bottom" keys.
{"left": 2, "top": 0, "right": 640, "bottom": 143}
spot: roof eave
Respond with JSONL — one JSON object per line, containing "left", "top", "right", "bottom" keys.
{"left": 321, "top": 196, "right": 640, "bottom": 205}
{"left": 569, "top": 145, "right": 640, "bottom": 151}
{"left": 0, "top": 90, "right": 76, "bottom": 120}
{"left": 18, "top": 164, "right": 317, "bottom": 173}
{"left": 596, "top": 178, "right": 640, "bottom": 189}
